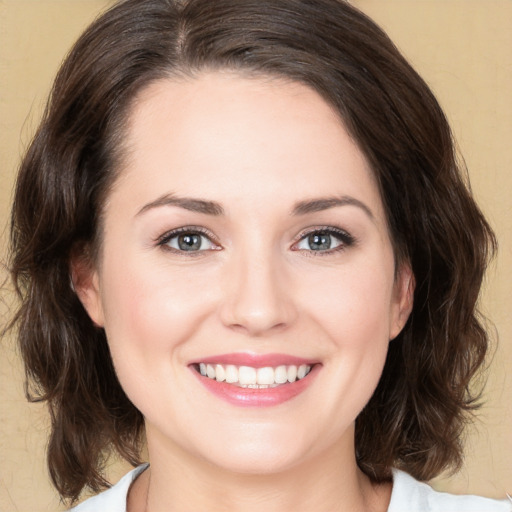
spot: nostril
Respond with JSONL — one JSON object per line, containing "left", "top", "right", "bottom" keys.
{"left": 227, "top": 321, "right": 288, "bottom": 337}
{"left": 218, "top": 266, "right": 297, "bottom": 335}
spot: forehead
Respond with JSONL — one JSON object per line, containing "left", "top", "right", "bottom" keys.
{"left": 112, "top": 72, "right": 385, "bottom": 222}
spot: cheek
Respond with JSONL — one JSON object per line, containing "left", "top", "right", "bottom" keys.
{"left": 98, "top": 253, "right": 217, "bottom": 362}
{"left": 96, "top": 254, "right": 222, "bottom": 420}
{"left": 298, "top": 285, "right": 391, "bottom": 440}
{"left": 305, "top": 260, "right": 396, "bottom": 348}
{"left": 300, "top": 259, "right": 395, "bottom": 411}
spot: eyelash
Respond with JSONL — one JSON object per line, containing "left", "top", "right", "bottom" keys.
{"left": 156, "top": 226, "right": 220, "bottom": 256}
{"left": 156, "top": 226, "right": 356, "bottom": 256}
{"left": 292, "top": 226, "right": 356, "bottom": 256}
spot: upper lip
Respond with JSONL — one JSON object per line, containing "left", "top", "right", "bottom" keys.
{"left": 188, "top": 352, "right": 319, "bottom": 368}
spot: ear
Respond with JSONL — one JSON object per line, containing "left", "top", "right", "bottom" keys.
{"left": 389, "top": 263, "right": 415, "bottom": 340}
{"left": 70, "top": 248, "right": 105, "bottom": 327}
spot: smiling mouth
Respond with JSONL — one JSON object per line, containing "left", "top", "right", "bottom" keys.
{"left": 192, "top": 363, "right": 313, "bottom": 388}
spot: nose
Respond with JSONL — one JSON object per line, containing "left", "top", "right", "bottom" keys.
{"left": 218, "top": 248, "right": 298, "bottom": 336}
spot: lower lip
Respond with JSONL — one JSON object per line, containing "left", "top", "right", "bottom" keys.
{"left": 191, "top": 365, "right": 320, "bottom": 407}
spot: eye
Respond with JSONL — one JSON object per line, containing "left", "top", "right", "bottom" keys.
{"left": 294, "top": 228, "right": 354, "bottom": 253}
{"left": 158, "top": 228, "right": 219, "bottom": 253}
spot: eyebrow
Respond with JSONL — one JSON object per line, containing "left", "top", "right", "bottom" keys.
{"left": 136, "top": 193, "right": 373, "bottom": 219}
{"left": 292, "top": 196, "right": 374, "bottom": 219}
{"left": 136, "top": 194, "right": 225, "bottom": 216}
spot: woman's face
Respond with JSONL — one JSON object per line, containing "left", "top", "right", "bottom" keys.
{"left": 77, "top": 72, "right": 413, "bottom": 474}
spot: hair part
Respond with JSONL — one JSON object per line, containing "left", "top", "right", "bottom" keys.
{"left": 8, "top": 0, "right": 496, "bottom": 502}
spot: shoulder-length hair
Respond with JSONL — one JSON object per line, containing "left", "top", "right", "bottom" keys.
{"left": 8, "top": 0, "right": 496, "bottom": 502}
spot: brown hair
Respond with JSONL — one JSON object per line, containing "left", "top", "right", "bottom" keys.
{"left": 8, "top": 0, "right": 496, "bottom": 502}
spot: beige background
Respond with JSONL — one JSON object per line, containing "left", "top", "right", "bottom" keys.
{"left": 1, "top": 1, "right": 510, "bottom": 510}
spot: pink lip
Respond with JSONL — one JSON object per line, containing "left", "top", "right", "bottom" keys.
{"left": 188, "top": 354, "right": 321, "bottom": 408}
{"left": 189, "top": 352, "right": 318, "bottom": 368}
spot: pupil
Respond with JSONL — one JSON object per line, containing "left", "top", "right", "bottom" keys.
{"left": 178, "top": 234, "right": 201, "bottom": 251}
{"left": 309, "top": 233, "right": 331, "bottom": 251}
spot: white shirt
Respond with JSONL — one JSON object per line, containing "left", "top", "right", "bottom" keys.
{"left": 70, "top": 464, "right": 511, "bottom": 512}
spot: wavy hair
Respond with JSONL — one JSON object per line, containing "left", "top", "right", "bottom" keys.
{"left": 8, "top": 0, "right": 496, "bottom": 502}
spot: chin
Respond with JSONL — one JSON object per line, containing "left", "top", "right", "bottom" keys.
{"left": 205, "top": 446, "right": 306, "bottom": 476}
{"left": 190, "top": 423, "right": 319, "bottom": 476}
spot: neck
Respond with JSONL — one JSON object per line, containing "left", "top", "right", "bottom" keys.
{"left": 128, "top": 425, "right": 391, "bottom": 512}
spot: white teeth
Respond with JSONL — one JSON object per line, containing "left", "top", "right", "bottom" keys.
{"left": 225, "top": 365, "right": 238, "bottom": 383}
{"left": 297, "top": 364, "right": 308, "bottom": 380}
{"left": 239, "top": 366, "right": 257, "bottom": 385}
{"left": 196, "top": 363, "right": 313, "bottom": 387}
{"left": 215, "top": 364, "right": 225, "bottom": 382}
{"left": 206, "top": 364, "right": 215, "bottom": 379}
{"left": 275, "top": 365, "right": 288, "bottom": 384}
{"left": 287, "top": 365, "right": 297, "bottom": 383}
{"left": 257, "top": 367, "right": 275, "bottom": 385}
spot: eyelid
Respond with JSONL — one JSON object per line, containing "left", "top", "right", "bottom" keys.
{"left": 156, "top": 226, "right": 221, "bottom": 251}
{"left": 291, "top": 225, "right": 356, "bottom": 253}
{"left": 155, "top": 225, "right": 354, "bottom": 254}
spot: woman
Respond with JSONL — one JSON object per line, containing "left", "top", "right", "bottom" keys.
{"left": 7, "top": 0, "right": 510, "bottom": 510}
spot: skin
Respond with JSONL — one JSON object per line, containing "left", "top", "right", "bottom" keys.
{"left": 75, "top": 72, "right": 414, "bottom": 512}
